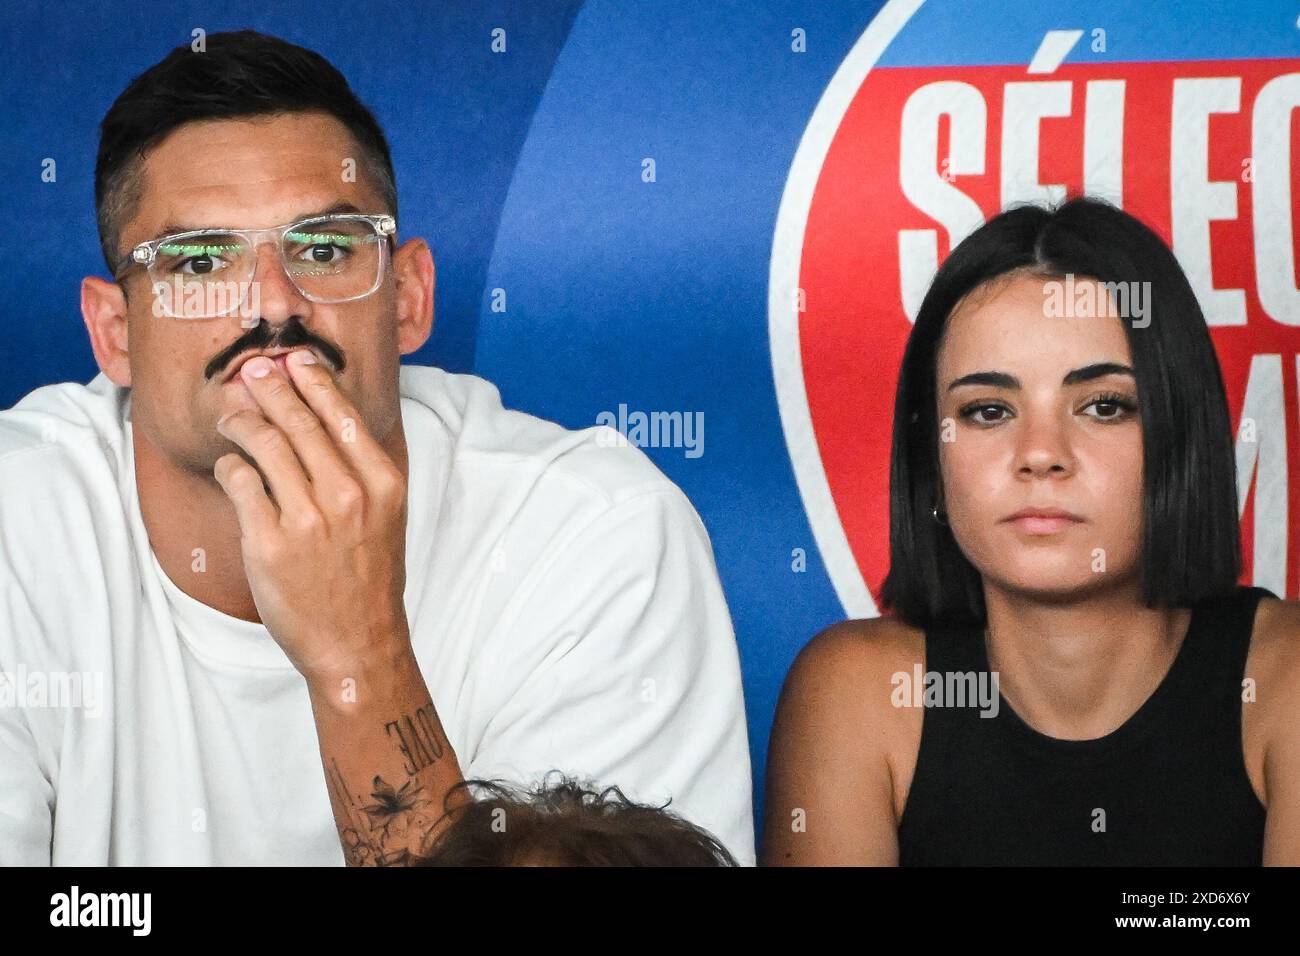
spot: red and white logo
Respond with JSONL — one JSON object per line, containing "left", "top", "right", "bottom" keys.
{"left": 770, "top": 0, "right": 1300, "bottom": 614}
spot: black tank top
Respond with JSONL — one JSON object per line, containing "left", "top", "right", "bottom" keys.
{"left": 897, "top": 585, "right": 1271, "bottom": 865}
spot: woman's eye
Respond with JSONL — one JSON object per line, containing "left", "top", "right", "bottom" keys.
{"left": 960, "top": 403, "right": 1011, "bottom": 425}
{"left": 1082, "top": 396, "right": 1137, "bottom": 421}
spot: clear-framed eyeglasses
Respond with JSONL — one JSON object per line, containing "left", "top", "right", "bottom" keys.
{"left": 113, "top": 213, "right": 397, "bottom": 320}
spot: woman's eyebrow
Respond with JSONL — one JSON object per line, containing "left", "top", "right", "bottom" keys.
{"left": 946, "top": 370, "right": 1018, "bottom": 391}
{"left": 1061, "top": 362, "right": 1136, "bottom": 385}
{"left": 946, "top": 362, "right": 1135, "bottom": 392}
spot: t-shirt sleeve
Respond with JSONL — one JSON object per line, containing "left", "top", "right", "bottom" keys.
{"left": 0, "top": 576, "right": 56, "bottom": 865}
{"left": 465, "top": 486, "right": 756, "bottom": 865}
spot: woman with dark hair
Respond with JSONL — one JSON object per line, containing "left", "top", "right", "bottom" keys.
{"left": 763, "top": 197, "right": 1299, "bottom": 866}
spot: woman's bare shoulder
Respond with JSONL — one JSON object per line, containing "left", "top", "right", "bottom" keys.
{"left": 780, "top": 616, "right": 928, "bottom": 716}
{"left": 801, "top": 615, "right": 927, "bottom": 664}
{"left": 765, "top": 617, "right": 928, "bottom": 864}
{"left": 1248, "top": 594, "right": 1300, "bottom": 690}
{"left": 1249, "top": 595, "right": 1300, "bottom": 853}
{"left": 1253, "top": 593, "right": 1300, "bottom": 637}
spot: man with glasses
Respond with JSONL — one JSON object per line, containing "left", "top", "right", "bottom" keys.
{"left": 116, "top": 210, "right": 398, "bottom": 325}
{"left": 0, "top": 30, "right": 754, "bottom": 866}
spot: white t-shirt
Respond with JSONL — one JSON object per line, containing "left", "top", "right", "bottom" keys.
{"left": 0, "top": 364, "right": 754, "bottom": 865}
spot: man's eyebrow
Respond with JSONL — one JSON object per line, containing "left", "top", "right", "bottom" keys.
{"left": 148, "top": 202, "right": 365, "bottom": 243}
{"left": 946, "top": 363, "right": 1135, "bottom": 391}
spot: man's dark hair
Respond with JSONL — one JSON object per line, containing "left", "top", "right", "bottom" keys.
{"left": 414, "top": 774, "right": 739, "bottom": 867}
{"left": 879, "top": 196, "right": 1242, "bottom": 630}
{"left": 94, "top": 29, "right": 397, "bottom": 270}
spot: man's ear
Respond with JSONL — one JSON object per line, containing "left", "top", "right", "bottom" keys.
{"left": 81, "top": 276, "right": 131, "bottom": 387}
{"left": 392, "top": 237, "right": 434, "bottom": 356}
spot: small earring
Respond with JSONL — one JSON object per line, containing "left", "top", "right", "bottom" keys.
{"left": 932, "top": 506, "right": 947, "bottom": 525}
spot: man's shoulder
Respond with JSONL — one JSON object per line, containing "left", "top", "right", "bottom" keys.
{"left": 0, "top": 373, "right": 127, "bottom": 467}
{"left": 399, "top": 364, "right": 679, "bottom": 510}
{"left": 0, "top": 376, "right": 128, "bottom": 656}
{"left": 0, "top": 374, "right": 127, "bottom": 551}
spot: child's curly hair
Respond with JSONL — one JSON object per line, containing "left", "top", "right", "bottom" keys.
{"left": 413, "top": 771, "right": 738, "bottom": 867}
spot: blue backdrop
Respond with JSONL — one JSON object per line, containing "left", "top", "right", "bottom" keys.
{"left": 0, "top": 0, "right": 885, "bottom": 849}
{"left": 12, "top": 0, "right": 1285, "bottom": 853}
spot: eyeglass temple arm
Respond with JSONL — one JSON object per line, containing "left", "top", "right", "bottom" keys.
{"left": 113, "top": 245, "right": 151, "bottom": 281}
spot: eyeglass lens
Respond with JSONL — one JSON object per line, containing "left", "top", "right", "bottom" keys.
{"left": 149, "top": 217, "right": 384, "bottom": 318}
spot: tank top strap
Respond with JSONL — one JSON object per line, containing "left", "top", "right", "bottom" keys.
{"left": 1176, "top": 585, "right": 1275, "bottom": 714}
{"left": 1188, "top": 585, "right": 1272, "bottom": 672}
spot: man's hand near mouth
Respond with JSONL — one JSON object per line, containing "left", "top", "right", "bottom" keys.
{"left": 213, "top": 348, "right": 465, "bottom": 865}
{"left": 225, "top": 351, "right": 300, "bottom": 382}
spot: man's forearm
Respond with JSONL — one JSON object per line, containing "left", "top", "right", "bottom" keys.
{"left": 307, "top": 641, "right": 465, "bottom": 866}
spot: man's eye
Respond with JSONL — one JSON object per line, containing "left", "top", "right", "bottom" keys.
{"left": 159, "top": 243, "right": 241, "bottom": 276}
{"left": 299, "top": 244, "right": 343, "bottom": 263}
{"left": 176, "top": 255, "right": 230, "bottom": 276}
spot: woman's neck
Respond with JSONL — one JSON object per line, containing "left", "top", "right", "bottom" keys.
{"left": 980, "top": 580, "right": 1193, "bottom": 740}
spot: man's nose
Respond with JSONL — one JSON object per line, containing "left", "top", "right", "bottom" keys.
{"left": 241, "top": 241, "right": 312, "bottom": 327}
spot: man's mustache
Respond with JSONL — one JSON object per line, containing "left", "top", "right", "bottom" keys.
{"left": 205, "top": 322, "right": 345, "bottom": 381}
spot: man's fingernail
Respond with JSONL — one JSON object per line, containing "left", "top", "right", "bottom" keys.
{"left": 242, "top": 356, "right": 273, "bottom": 379}
{"left": 290, "top": 350, "right": 318, "bottom": 366}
